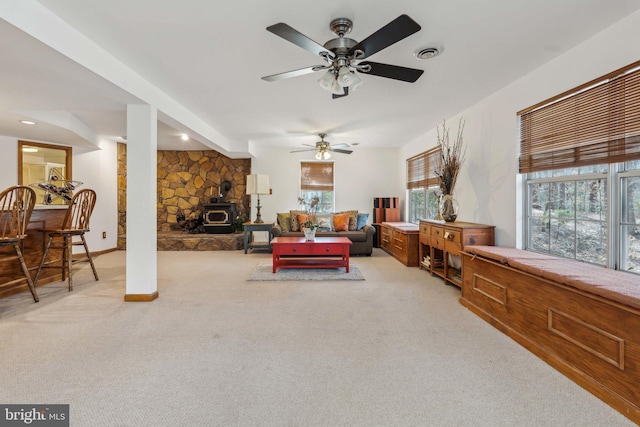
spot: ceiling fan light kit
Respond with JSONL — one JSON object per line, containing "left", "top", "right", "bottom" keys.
{"left": 290, "top": 133, "right": 353, "bottom": 158}
{"left": 315, "top": 150, "right": 331, "bottom": 160}
{"left": 263, "top": 14, "right": 425, "bottom": 99}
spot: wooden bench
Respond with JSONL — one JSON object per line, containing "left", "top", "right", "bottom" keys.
{"left": 460, "top": 246, "right": 640, "bottom": 425}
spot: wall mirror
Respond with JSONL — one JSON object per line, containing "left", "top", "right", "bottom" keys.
{"left": 18, "top": 141, "right": 72, "bottom": 205}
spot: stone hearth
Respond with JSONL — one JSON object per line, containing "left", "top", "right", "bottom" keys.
{"left": 157, "top": 231, "right": 243, "bottom": 251}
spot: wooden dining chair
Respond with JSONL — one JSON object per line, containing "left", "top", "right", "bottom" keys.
{"left": 34, "top": 188, "right": 99, "bottom": 291}
{"left": 0, "top": 185, "right": 38, "bottom": 302}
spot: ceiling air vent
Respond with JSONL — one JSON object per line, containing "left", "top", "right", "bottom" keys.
{"left": 414, "top": 46, "right": 442, "bottom": 60}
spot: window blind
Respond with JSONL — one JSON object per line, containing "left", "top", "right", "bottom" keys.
{"left": 301, "top": 161, "right": 334, "bottom": 191}
{"left": 407, "top": 147, "right": 441, "bottom": 189}
{"left": 518, "top": 61, "right": 640, "bottom": 173}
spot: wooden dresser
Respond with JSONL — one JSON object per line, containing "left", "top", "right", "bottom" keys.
{"left": 419, "top": 219, "right": 495, "bottom": 287}
{"left": 380, "top": 222, "right": 420, "bottom": 267}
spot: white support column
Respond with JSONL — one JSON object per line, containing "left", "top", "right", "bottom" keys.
{"left": 125, "top": 104, "right": 158, "bottom": 301}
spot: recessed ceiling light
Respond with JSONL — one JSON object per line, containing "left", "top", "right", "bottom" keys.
{"left": 181, "top": 134, "right": 189, "bottom": 141}
{"left": 19, "top": 120, "right": 37, "bottom": 125}
{"left": 414, "top": 46, "right": 443, "bottom": 60}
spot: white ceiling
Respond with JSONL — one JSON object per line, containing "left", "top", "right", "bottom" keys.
{"left": 2, "top": 1, "right": 640, "bottom": 155}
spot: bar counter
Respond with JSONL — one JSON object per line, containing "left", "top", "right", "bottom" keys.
{"left": 0, "top": 205, "right": 66, "bottom": 299}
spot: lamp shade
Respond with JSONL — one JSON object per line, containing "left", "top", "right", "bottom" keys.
{"left": 246, "top": 174, "right": 270, "bottom": 195}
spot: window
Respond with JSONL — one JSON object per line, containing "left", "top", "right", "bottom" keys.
{"left": 519, "top": 61, "right": 640, "bottom": 274}
{"left": 620, "top": 161, "right": 640, "bottom": 273}
{"left": 407, "top": 147, "right": 441, "bottom": 223}
{"left": 526, "top": 166, "right": 608, "bottom": 265}
{"left": 300, "top": 161, "right": 334, "bottom": 212}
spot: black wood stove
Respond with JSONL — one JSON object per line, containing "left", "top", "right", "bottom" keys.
{"left": 202, "top": 203, "right": 237, "bottom": 234}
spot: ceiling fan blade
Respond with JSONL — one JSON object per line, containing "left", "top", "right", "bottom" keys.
{"left": 332, "top": 149, "right": 353, "bottom": 154}
{"left": 332, "top": 86, "right": 349, "bottom": 99}
{"left": 331, "top": 143, "right": 350, "bottom": 148}
{"left": 267, "top": 23, "right": 335, "bottom": 59}
{"left": 359, "top": 61, "right": 424, "bottom": 82}
{"left": 262, "top": 66, "right": 325, "bottom": 82}
{"left": 349, "top": 15, "right": 421, "bottom": 59}
{"left": 290, "top": 148, "right": 316, "bottom": 153}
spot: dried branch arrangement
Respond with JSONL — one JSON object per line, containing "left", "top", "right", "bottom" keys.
{"left": 435, "top": 117, "right": 466, "bottom": 195}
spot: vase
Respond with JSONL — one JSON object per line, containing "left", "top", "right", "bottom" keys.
{"left": 439, "top": 194, "right": 459, "bottom": 222}
{"left": 303, "top": 227, "right": 316, "bottom": 241}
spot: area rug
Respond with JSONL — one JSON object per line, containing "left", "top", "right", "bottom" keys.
{"left": 247, "top": 262, "right": 364, "bottom": 281}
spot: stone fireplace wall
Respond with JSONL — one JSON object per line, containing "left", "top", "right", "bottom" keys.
{"left": 117, "top": 143, "right": 252, "bottom": 249}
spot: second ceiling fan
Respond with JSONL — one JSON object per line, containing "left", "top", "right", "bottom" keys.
{"left": 262, "top": 14, "right": 424, "bottom": 98}
{"left": 290, "top": 134, "right": 353, "bottom": 159}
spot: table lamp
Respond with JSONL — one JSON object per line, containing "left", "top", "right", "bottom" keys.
{"left": 246, "top": 174, "right": 270, "bottom": 223}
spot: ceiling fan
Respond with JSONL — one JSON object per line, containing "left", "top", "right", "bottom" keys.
{"left": 262, "top": 15, "right": 424, "bottom": 99}
{"left": 290, "top": 133, "right": 353, "bottom": 159}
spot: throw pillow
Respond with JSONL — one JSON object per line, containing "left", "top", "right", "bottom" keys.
{"left": 316, "top": 212, "right": 334, "bottom": 231}
{"left": 297, "top": 213, "right": 310, "bottom": 229}
{"left": 289, "top": 210, "right": 305, "bottom": 232}
{"left": 356, "top": 213, "right": 369, "bottom": 230}
{"left": 340, "top": 210, "right": 358, "bottom": 231}
{"left": 277, "top": 212, "right": 291, "bottom": 232}
{"left": 333, "top": 213, "right": 350, "bottom": 232}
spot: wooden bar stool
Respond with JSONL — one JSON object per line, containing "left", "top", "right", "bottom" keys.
{"left": 0, "top": 185, "right": 39, "bottom": 302}
{"left": 34, "top": 189, "right": 99, "bottom": 291}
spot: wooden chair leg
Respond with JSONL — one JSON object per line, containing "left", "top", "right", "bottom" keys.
{"left": 80, "top": 234, "right": 99, "bottom": 281}
{"left": 61, "top": 236, "right": 67, "bottom": 281}
{"left": 14, "top": 243, "right": 39, "bottom": 302}
{"left": 66, "top": 235, "right": 73, "bottom": 292}
{"left": 34, "top": 234, "right": 55, "bottom": 286}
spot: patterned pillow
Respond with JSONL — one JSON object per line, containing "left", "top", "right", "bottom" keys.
{"left": 277, "top": 212, "right": 291, "bottom": 232}
{"left": 339, "top": 210, "right": 358, "bottom": 231}
{"left": 316, "top": 213, "right": 334, "bottom": 231}
{"left": 289, "top": 210, "right": 305, "bottom": 232}
{"left": 356, "top": 213, "right": 369, "bottom": 230}
{"left": 333, "top": 213, "right": 350, "bottom": 232}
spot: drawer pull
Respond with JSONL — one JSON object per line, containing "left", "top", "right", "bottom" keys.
{"left": 326, "top": 247, "right": 330, "bottom": 252}
{"left": 292, "top": 247, "right": 296, "bottom": 252}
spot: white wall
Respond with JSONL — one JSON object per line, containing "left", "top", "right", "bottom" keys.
{"left": 250, "top": 144, "right": 404, "bottom": 224}
{"left": 0, "top": 135, "right": 118, "bottom": 252}
{"left": 400, "top": 10, "right": 640, "bottom": 248}
{"left": 73, "top": 140, "right": 119, "bottom": 252}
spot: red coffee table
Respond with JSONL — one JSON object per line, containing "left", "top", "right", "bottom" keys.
{"left": 270, "top": 237, "right": 352, "bottom": 273}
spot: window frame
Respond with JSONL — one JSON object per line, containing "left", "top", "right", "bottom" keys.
{"left": 300, "top": 160, "right": 334, "bottom": 213}
{"left": 407, "top": 147, "right": 441, "bottom": 224}
{"left": 524, "top": 169, "right": 610, "bottom": 266}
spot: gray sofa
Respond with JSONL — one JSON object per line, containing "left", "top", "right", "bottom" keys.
{"left": 271, "top": 223, "right": 376, "bottom": 256}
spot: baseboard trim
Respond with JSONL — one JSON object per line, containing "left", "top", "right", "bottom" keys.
{"left": 124, "top": 291, "right": 159, "bottom": 302}
{"left": 92, "top": 247, "right": 118, "bottom": 257}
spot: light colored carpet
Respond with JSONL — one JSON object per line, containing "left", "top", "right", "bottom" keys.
{"left": 247, "top": 261, "right": 364, "bottom": 281}
{"left": 0, "top": 249, "right": 634, "bottom": 426}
